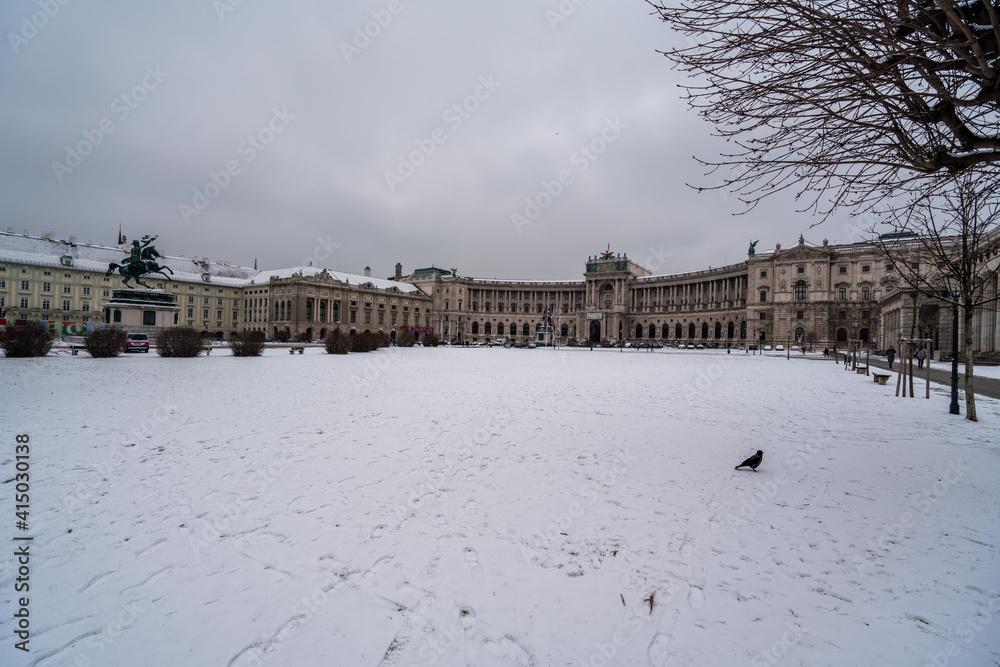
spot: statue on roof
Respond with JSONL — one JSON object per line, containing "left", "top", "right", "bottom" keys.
{"left": 106, "top": 234, "right": 174, "bottom": 288}
{"left": 600, "top": 243, "right": 614, "bottom": 260}
{"left": 748, "top": 240, "right": 759, "bottom": 256}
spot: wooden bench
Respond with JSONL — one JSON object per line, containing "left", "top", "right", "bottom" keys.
{"left": 856, "top": 366, "right": 868, "bottom": 374}
{"left": 873, "top": 373, "right": 891, "bottom": 385}
{"left": 289, "top": 346, "right": 305, "bottom": 354}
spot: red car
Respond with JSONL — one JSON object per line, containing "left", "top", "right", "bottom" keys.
{"left": 124, "top": 332, "right": 150, "bottom": 353}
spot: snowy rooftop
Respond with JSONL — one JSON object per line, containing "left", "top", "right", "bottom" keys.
{"left": 247, "top": 265, "right": 423, "bottom": 293}
{"left": 0, "top": 233, "right": 422, "bottom": 294}
{"left": 0, "top": 232, "right": 256, "bottom": 287}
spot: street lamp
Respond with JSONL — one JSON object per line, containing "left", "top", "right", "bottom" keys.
{"left": 943, "top": 276, "right": 961, "bottom": 415}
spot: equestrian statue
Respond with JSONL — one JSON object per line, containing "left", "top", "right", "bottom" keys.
{"left": 106, "top": 235, "right": 174, "bottom": 288}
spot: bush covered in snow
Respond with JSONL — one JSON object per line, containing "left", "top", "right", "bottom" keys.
{"left": 397, "top": 331, "right": 416, "bottom": 347}
{"left": 423, "top": 332, "right": 440, "bottom": 347}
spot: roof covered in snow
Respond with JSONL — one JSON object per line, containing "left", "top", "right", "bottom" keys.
{"left": 0, "top": 231, "right": 256, "bottom": 287}
{"left": 246, "top": 265, "right": 423, "bottom": 293}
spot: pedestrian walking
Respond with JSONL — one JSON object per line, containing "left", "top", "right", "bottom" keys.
{"left": 887, "top": 345, "right": 896, "bottom": 370}
{"left": 916, "top": 345, "right": 927, "bottom": 369}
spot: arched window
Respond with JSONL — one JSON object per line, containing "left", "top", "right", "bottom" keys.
{"left": 676, "top": 323, "right": 683, "bottom": 339}
{"left": 649, "top": 324, "right": 656, "bottom": 339}
{"left": 727, "top": 321, "right": 735, "bottom": 338}
{"left": 636, "top": 324, "right": 643, "bottom": 338}
{"left": 523, "top": 323, "right": 529, "bottom": 336}
{"left": 701, "top": 322, "right": 709, "bottom": 338}
{"left": 561, "top": 323, "right": 569, "bottom": 336}
{"left": 794, "top": 280, "right": 808, "bottom": 301}
{"left": 688, "top": 323, "right": 696, "bottom": 338}
{"left": 740, "top": 321, "right": 747, "bottom": 338}
{"left": 859, "top": 328, "right": 869, "bottom": 342}
{"left": 485, "top": 322, "right": 492, "bottom": 335}
{"left": 497, "top": 322, "right": 504, "bottom": 335}
{"left": 795, "top": 326, "right": 805, "bottom": 342}
{"left": 836, "top": 328, "right": 848, "bottom": 342}
{"left": 472, "top": 321, "right": 479, "bottom": 334}
{"left": 662, "top": 324, "right": 669, "bottom": 338}
{"left": 714, "top": 322, "right": 722, "bottom": 339}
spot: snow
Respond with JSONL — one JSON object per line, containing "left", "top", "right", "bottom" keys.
{"left": 2, "top": 348, "right": 999, "bottom": 666}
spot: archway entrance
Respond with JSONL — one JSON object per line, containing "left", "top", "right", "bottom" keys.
{"left": 589, "top": 319, "right": 601, "bottom": 343}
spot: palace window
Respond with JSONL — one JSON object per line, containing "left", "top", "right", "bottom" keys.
{"left": 760, "top": 270, "right": 767, "bottom": 278}
{"left": 839, "top": 266, "right": 847, "bottom": 274}
{"left": 861, "top": 287, "right": 870, "bottom": 300}
{"left": 20, "top": 297, "right": 28, "bottom": 308}
{"left": 797, "top": 267, "right": 805, "bottom": 274}
{"left": 203, "top": 309, "right": 209, "bottom": 319}
{"left": 62, "top": 300, "right": 71, "bottom": 312}
{"left": 759, "top": 290, "right": 767, "bottom": 303}
{"left": 82, "top": 302, "right": 90, "bottom": 312}
{"left": 794, "top": 281, "right": 807, "bottom": 301}
{"left": 861, "top": 265, "right": 870, "bottom": 272}
{"left": 839, "top": 311, "right": 847, "bottom": 320}
{"left": 63, "top": 285, "right": 71, "bottom": 294}
{"left": 796, "top": 310, "right": 804, "bottom": 319}
{"left": 83, "top": 287, "right": 90, "bottom": 296}
{"left": 42, "top": 299, "right": 50, "bottom": 310}
{"left": 861, "top": 310, "right": 870, "bottom": 320}
{"left": 839, "top": 288, "right": 847, "bottom": 300}
{"left": 885, "top": 264, "right": 894, "bottom": 271}
{"left": 188, "top": 308, "right": 194, "bottom": 317}
{"left": 759, "top": 312, "right": 766, "bottom": 319}
{"left": 43, "top": 282, "right": 51, "bottom": 292}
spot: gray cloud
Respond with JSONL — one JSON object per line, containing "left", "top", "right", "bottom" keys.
{"left": 1, "top": 0, "right": 846, "bottom": 281}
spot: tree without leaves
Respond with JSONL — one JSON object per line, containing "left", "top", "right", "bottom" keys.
{"left": 869, "top": 176, "right": 1000, "bottom": 421}
{"left": 650, "top": 0, "right": 1000, "bottom": 219}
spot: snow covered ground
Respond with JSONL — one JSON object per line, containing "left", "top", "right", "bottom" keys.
{"left": 2, "top": 347, "right": 998, "bottom": 667}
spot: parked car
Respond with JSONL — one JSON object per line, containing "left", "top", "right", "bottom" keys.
{"left": 124, "top": 332, "right": 149, "bottom": 353}
{"left": 775, "top": 344, "right": 784, "bottom": 351}
{"left": 695, "top": 344, "right": 705, "bottom": 349}
{"left": 764, "top": 345, "right": 773, "bottom": 351}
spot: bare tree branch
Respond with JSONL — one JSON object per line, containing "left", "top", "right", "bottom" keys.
{"left": 650, "top": 0, "right": 1000, "bottom": 218}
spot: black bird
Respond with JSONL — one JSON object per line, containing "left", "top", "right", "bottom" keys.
{"left": 735, "top": 450, "right": 763, "bottom": 472}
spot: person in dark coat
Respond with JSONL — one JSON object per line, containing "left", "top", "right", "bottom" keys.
{"left": 916, "top": 345, "right": 927, "bottom": 369}
{"left": 886, "top": 345, "right": 896, "bottom": 370}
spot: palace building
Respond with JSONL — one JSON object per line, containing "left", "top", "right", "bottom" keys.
{"left": 1, "top": 228, "right": 997, "bottom": 356}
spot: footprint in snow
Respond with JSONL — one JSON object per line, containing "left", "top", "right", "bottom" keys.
{"left": 648, "top": 633, "right": 671, "bottom": 666}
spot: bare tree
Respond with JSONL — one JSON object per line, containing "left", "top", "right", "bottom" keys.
{"left": 870, "top": 177, "right": 1000, "bottom": 421}
{"left": 650, "top": 0, "right": 1000, "bottom": 219}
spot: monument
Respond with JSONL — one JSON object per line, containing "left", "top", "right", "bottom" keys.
{"left": 102, "top": 235, "right": 179, "bottom": 330}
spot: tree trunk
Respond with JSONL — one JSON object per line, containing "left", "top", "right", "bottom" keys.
{"left": 963, "top": 304, "right": 977, "bottom": 422}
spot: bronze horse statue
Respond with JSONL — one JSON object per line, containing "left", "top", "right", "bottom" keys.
{"left": 107, "top": 235, "right": 174, "bottom": 288}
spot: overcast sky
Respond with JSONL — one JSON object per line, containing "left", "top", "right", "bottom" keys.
{"left": 0, "top": 0, "right": 858, "bottom": 280}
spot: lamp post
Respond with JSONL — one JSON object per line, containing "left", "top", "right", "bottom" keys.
{"left": 786, "top": 330, "right": 790, "bottom": 360}
{"left": 943, "top": 277, "right": 961, "bottom": 415}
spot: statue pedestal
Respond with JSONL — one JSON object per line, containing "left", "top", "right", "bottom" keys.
{"left": 102, "top": 289, "right": 179, "bottom": 330}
